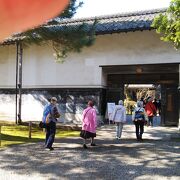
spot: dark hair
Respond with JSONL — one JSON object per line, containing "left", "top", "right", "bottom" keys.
{"left": 88, "top": 100, "right": 94, "bottom": 107}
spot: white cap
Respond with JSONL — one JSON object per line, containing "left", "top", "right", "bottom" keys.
{"left": 137, "top": 101, "right": 143, "bottom": 107}
{"left": 51, "top": 97, "right": 57, "bottom": 101}
{"left": 118, "top": 100, "right": 123, "bottom": 105}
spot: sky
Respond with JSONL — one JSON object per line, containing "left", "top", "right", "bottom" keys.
{"left": 74, "top": 0, "right": 171, "bottom": 18}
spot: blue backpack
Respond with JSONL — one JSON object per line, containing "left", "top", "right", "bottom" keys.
{"left": 42, "top": 104, "right": 52, "bottom": 123}
{"left": 135, "top": 108, "right": 144, "bottom": 120}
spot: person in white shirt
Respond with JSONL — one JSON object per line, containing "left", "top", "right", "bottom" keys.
{"left": 111, "top": 100, "right": 126, "bottom": 139}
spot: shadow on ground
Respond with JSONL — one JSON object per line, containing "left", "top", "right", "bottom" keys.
{"left": 0, "top": 132, "right": 180, "bottom": 180}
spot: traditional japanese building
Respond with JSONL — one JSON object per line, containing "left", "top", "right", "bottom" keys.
{"left": 0, "top": 9, "right": 179, "bottom": 126}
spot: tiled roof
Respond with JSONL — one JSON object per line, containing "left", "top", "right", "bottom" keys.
{"left": 2, "top": 8, "right": 166, "bottom": 44}
{"left": 57, "top": 8, "right": 166, "bottom": 35}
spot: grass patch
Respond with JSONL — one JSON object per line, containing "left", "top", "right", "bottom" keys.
{"left": 0, "top": 125, "right": 80, "bottom": 148}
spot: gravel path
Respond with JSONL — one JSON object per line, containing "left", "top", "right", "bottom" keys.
{"left": 0, "top": 125, "right": 179, "bottom": 180}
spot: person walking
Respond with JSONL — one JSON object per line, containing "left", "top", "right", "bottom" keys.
{"left": 153, "top": 98, "right": 158, "bottom": 111}
{"left": 145, "top": 97, "right": 156, "bottom": 127}
{"left": 80, "top": 101, "right": 97, "bottom": 149}
{"left": 132, "top": 101, "right": 148, "bottom": 141}
{"left": 111, "top": 100, "right": 126, "bottom": 139}
{"left": 140, "top": 97, "right": 145, "bottom": 108}
{"left": 153, "top": 98, "right": 161, "bottom": 116}
{"left": 42, "top": 97, "right": 60, "bottom": 150}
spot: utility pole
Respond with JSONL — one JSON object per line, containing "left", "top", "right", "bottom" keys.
{"left": 15, "top": 41, "right": 23, "bottom": 124}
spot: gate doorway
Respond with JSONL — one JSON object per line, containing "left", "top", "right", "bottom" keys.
{"left": 102, "top": 63, "right": 179, "bottom": 126}
{"left": 123, "top": 84, "right": 161, "bottom": 126}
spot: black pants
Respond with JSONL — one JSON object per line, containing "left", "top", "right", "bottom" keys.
{"left": 134, "top": 120, "right": 144, "bottom": 140}
{"left": 45, "top": 121, "right": 56, "bottom": 148}
{"left": 148, "top": 116, "right": 154, "bottom": 126}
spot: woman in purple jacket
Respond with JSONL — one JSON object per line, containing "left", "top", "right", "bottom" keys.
{"left": 80, "top": 101, "right": 97, "bottom": 149}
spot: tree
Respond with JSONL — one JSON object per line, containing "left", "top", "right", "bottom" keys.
{"left": 15, "top": 0, "right": 97, "bottom": 62}
{"left": 152, "top": 0, "right": 180, "bottom": 49}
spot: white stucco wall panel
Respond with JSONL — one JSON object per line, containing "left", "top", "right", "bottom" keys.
{"left": 80, "top": 31, "right": 180, "bottom": 66}
{"left": 0, "top": 45, "right": 16, "bottom": 87}
{"left": 21, "top": 45, "right": 99, "bottom": 87}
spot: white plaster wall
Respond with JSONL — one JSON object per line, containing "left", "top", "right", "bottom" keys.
{"left": 21, "top": 43, "right": 102, "bottom": 88}
{"left": 0, "top": 30, "right": 179, "bottom": 88}
{"left": 88, "top": 31, "right": 180, "bottom": 66}
{"left": 0, "top": 45, "right": 16, "bottom": 88}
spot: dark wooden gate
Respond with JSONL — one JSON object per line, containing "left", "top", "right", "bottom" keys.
{"left": 106, "top": 86, "right": 124, "bottom": 104}
{"left": 161, "top": 85, "right": 179, "bottom": 126}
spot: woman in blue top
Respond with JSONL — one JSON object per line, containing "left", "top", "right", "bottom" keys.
{"left": 43, "top": 97, "right": 60, "bottom": 150}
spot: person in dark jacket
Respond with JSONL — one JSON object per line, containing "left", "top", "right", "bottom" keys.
{"left": 153, "top": 98, "right": 161, "bottom": 115}
{"left": 132, "top": 101, "right": 148, "bottom": 141}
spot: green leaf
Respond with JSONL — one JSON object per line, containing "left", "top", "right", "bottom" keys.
{"left": 152, "top": 0, "right": 180, "bottom": 49}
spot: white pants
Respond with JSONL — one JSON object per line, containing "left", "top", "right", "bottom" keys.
{"left": 116, "top": 122, "right": 123, "bottom": 138}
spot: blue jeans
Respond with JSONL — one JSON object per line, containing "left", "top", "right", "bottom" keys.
{"left": 116, "top": 122, "right": 123, "bottom": 138}
{"left": 45, "top": 121, "right": 56, "bottom": 148}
